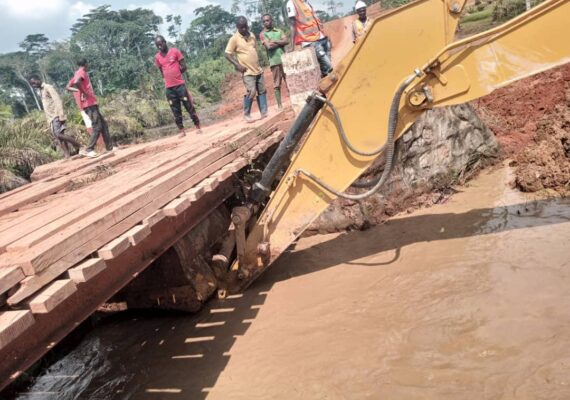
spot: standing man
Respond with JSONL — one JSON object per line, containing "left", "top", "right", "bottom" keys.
{"left": 154, "top": 35, "right": 202, "bottom": 137}
{"left": 29, "top": 75, "right": 80, "bottom": 158}
{"left": 225, "top": 16, "right": 268, "bottom": 122}
{"left": 260, "top": 14, "right": 289, "bottom": 111}
{"left": 352, "top": 1, "right": 371, "bottom": 43}
{"left": 286, "top": 0, "right": 333, "bottom": 77}
{"left": 67, "top": 58, "right": 114, "bottom": 158}
{"left": 66, "top": 77, "right": 97, "bottom": 149}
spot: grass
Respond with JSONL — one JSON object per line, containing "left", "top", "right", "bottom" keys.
{"left": 461, "top": 6, "right": 493, "bottom": 23}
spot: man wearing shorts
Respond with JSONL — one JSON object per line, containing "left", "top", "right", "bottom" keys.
{"left": 29, "top": 75, "right": 80, "bottom": 158}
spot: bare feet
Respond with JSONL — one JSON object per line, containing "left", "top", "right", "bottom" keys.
{"left": 178, "top": 129, "right": 186, "bottom": 138}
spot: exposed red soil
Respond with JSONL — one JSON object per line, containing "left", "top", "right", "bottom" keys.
{"left": 473, "top": 63, "right": 570, "bottom": 156}
{"left": 473, "top": 63, "right": 570, "bottom": 194}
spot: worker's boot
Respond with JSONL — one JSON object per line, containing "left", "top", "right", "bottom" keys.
{"left": 274, "top": 88, "right": 283, "bottom": 111}
{"left": 257, "top": 93, "right": 268, "bottom": 119}
{"left": 243, "top": 96, "right": 254, "bottom": 123}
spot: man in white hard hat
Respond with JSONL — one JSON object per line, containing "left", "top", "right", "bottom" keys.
{"left": 352, "top": 1, "right": 371, "bottom": 43}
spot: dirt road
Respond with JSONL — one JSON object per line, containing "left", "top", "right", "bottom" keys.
{"left": 11, "top": 165, "right": 570, "bottom": 399}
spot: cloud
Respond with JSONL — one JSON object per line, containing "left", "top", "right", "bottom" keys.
{"left": 128, "top": 0, "right": 212, "bottom": 26}
{"left": 0, "top": 0, "right": 67, "bottom": 19}
{"left": 68, "top": 1, "right": 96, "bottom": 21}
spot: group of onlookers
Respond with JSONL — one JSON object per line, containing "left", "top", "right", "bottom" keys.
{"left": 29, "top": 0, "right": 371, "bottom": 158}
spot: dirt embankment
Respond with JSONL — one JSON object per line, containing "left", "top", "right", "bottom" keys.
{"left": 215, "top": 69, "right": 290, "bottom": 118}
{"left": 473, "top": 63, "right": 570, "bottom": 195}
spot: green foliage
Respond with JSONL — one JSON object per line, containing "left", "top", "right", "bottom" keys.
{"left": 0, "top": 112, "right": 58, "bottom": 179}
{"left": 99, "top": 90, "right": 173, "bottom": 143}
{"left": 0, "top": 103, "right": 11, "bottom": 123}
{"left": 70, "top": 7, "right": 163, "bottom": 94}
{"left": 492, "top": 0, "right": 527, "bottom": 21}
{"left": 187, "top": 58, "right": 234, "bottom": 102}
{"left": 182, "top": 5, "right": 235, "bottom": 57}
{"left": 19, "top": 34, "right": 50, "bottom": 59}
{"left": 381, "top": 0, "right": 413, "bottom": 9}
{"left": 461, "top": 6, "right": 493, "bottom": 23}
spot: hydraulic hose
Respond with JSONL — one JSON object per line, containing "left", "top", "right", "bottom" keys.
{"left": 296, "top": 71, "right": 420, "bottom": 200}
{"left": 314, "top": 95, "right": 386, "bottom": 157}
{"left": 251, "top": 94, "right": 324, "bottom": 204}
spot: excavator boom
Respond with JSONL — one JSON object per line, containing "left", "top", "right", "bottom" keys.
{"left": 226, "top": 0, "right": 570, "bottom": 291}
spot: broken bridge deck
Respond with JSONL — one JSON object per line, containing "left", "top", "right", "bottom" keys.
{"left": 0, "top": 108, "right": 292, "bottom": 390}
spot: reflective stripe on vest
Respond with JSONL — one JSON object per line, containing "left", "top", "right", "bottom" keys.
{"left": 292, "top": 0, "right": 322, "bottom": 44}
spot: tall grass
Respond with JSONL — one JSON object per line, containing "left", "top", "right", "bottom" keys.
{"left": 0, "top": 112, "right": 59, "bottom": 180}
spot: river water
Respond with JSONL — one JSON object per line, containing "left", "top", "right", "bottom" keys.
{"left": 11, "top": 166, "right": 570, "bottom": 399}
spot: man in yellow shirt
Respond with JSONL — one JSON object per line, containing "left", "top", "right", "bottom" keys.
{"left": 352, "top": 1, "right": 371, "bottom": 43}
{"left": 225, "top": 16, "right": 268, "bottom": 122}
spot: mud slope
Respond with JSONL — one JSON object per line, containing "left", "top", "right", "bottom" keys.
{"left": 473, "top": 62, "right": 570, "bottom": 194}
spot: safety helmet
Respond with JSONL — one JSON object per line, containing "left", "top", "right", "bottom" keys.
{"left": 355, "top": 0, "right": 367, "bottom": 10}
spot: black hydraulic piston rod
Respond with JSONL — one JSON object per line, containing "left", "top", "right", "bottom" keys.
{"left": 250, "top": 93, "right": 324, "bottom": 204}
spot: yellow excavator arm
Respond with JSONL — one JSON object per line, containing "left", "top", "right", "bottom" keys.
{"left": 225, "top": 0, "right": 570, "bottom": 292}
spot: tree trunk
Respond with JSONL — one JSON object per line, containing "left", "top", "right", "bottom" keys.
{"left": 309, "top": 104, "right": 499, "bottom": 233}
{"left": 16, "top": 70, "right": 42, "bottom": 111}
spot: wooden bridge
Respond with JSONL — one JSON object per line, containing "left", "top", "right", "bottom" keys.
{"left": 0, "top": 109, "right": 291, "bottom": 390}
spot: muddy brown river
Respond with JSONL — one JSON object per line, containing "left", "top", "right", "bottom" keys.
{"left": 11, "top": 166, "right": 570, "bottom": 399}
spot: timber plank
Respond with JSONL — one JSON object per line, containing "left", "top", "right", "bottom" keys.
{"left": 0, "top": 267, "right": 25, "bottom": 296}
{"left": 0, "top": 310, "right": 35, "bottom": 350}
{"left": 0, "top": 148, "right": 174, "bottom": 252}
{"left": 163, "top": 197, "right": 191, "bottom": 217}
{"left": 201, "top": 177, "right": 220, "bottom": 193}
{"left": 2, "top": 123, "right": 249, "bottom": 254}
{"left": 7, "top": 125, "right": 281, "bottom": 304}
{"left": 180, "top": 186, "right": 205, "bottom": 201}
{"left": 16, "top": 114, "right": 281, "bottom": 272}
{"left": 4, "top": 142, "right": 209, "bottom": 252}
{"left": 28, "top": 279, "right": 77, "bottom": 314}
{"left": 68, "top": 258, "right": 106, "bottom": 283}
{"left": 98, "top": 235, "right": 131, "bottom": 260}
{"left": 142, "top": 210, "right": 165, "bottom": 227}
{"left": 0, "top": 140, "right": 178, "bottom": 219}
{"left": 212, "top": 169, "right": 232, "bottom": 181}
{"left": 125, "top": 224, "right": 151, "bottom": 246}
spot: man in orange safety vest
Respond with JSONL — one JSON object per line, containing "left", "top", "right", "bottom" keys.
{"left": 286, "top": 0, "right": 333, "bottom": 77}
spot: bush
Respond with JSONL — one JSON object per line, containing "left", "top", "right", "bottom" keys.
{"left": 99, "top": 90, "right": 174, "bottom": 143}
{"left": 492, "top": 0, "right": 527, "bottom": 21}
{"left": 461, "top": 7, "right": 493, "bottom": 23}
{"left": 0, "top": 112, "right": 59, "bottom": 179}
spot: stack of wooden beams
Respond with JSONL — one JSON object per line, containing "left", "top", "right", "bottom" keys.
{"left": 0, "top": 112, "right": 288, "bottom": 352}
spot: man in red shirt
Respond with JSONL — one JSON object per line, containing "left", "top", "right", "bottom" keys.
{"left": 67, "top": 58, "right": 115, "bottom": 158}
{"left": 154, "top": 35, "right": 201, "bottom": 137}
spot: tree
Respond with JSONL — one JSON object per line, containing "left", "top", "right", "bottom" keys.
{"left": 316, "top": 10, "right": 333, "bottom": 22}
{"left": 323, "top": 0, "right": 343, "bottom": 17}
{"left": 166, "top": 14, "right": 183, "bottom": 44}
{"left": 70, "top": 6, "right": 163, "bottom": 93}
{"left": 19, "top": 34, "right": 50, "bottom": 59}
{"left": 182, "top": 6, "right": 235, "bottom": 56}
{"left": 0, "top": 52, "right": 42, "bottom": 112}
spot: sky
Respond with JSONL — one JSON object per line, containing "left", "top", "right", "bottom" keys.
{"left": 0, "top": 0, "right": 350, "bottom": 54}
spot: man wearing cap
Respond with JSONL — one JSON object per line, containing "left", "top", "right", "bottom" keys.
{"left": 352, "top": 1, "right": 371, "bottom": 43}
{"left": 286, "top": 0, "right": 332, "bottom": 77}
